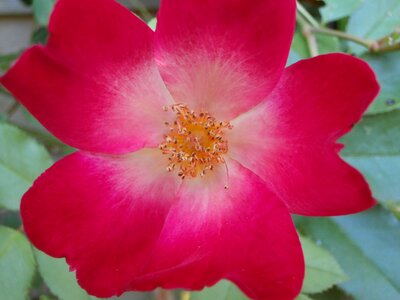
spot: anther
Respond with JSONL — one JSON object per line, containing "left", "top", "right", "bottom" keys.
{"left": 159, "top": 104, "right": 232, "bottom": 183}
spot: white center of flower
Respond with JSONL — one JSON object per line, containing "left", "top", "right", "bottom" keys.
{"left": 159, "top": 104, "right": 233, "bottom": 181}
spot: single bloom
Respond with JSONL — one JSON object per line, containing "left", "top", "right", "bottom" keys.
{"left": 0, "top": 0, "right": 379, "bottom": 299}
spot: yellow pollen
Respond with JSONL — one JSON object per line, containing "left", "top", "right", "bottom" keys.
{"left": 159, "top": 104, "right": 233, "bottom": 180}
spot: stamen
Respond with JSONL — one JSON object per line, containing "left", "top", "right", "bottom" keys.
{"left": 159, "top": 104, "right": 233, "bottom": 184}
{"left": 222, "top": 158, "right": 230, "bottom": 190}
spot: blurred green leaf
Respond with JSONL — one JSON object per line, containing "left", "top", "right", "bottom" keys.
{"left": 341, "top": 109, "right": 400, "bottom": 203}
{"left": 344, "top": 156, "right": 400, "bottom": 204}
{"left": 31, "top": 27, "right": 50, "bottom": 45}
{"left": 363, "top": 52, "right": 400, "bottom": 114}
{"left": 300, "top": 206, "right": 400, "bottom": 300}
{"left": 190, "top": 280, "right": 247, "bottom": 300}
{"left": 320, "top": 0, "right": 365, "bottom": 23}
{"left": 342, "top": 110, "right": 400, "bottom": 154}
{"left": 387, "top": 202, "right": 400, "bottom": 220}
{"left": 287, "top": 50, "right": 302, "bottom": 66}
{"left": 291, "top": 31, "right": 340, "bottom": 58}
{"left": 32, "top": 0, "right": 55, "bottom": 26}
{"left": 0, "top": 226, "right": 35, "bottom": 300}
{"left": 291, "top": 32, "right": 312, "bottom": 58}
{"left": 148, "top": 17, "right": 157, "bottom": 31}
{"left": 347, "top": 0, "right": 400, "bottom": 54}
{"left": 0, "top": 53, "right": 19, "bottom": 71}
{"left": 39, "top": 296, "right": 56, "bottom": 300}
{"left": 297, "top": 294, "right": 314, "bottom": 300}
{"left": 35, "top": 250, "right": 99, "bottom": 300}
{"left": 313, "top": 286, "right": 354, "bottom": 300}
{"left": 0, "top": 210, "right": 22, "bottom": 229}
{"left": 300, "top": 236, "right": 347, "bottom": 294}
{"left": 0, "top": 123, "right": 53, "bottom": 210}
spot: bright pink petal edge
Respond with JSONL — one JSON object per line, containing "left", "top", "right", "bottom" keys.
{"left": 228, "top": 54, "right": 379, "bottom": 216}
{"left": 1, "top": 0, "right": 173, "bottom": 154}
{"left": 22, "top": 151, "right": 304, "bottom": 299}
{"left": 155, "top": 0, "right": 296, "bottom": 120}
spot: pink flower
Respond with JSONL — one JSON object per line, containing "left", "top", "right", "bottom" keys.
{"left": 1, "top": 0, "right": 379, "bottom": 299}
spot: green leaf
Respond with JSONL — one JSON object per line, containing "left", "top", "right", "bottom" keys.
{"left": 287, "top": 50, "right": 302, "bottom": 66}
{"left": 300, "top": 206, "right": 400, "bottom": 300}
{"left": 35, "top": 250, "right": 98, "bottom": 300}
{"left": 344, "top": 156, "right": 400, "bottom": 204}
{"left": 297, "top": 294, "right": 314, "bottom": 300}
{"left": 341, "top": 110, "right": 400, "bottom": 155}
{"left": 32, "top": 0, "right": 55, "bottom": 26}
{"left": 190, "top": 280, "right": 247, "bottom": 300}
{"left": 363, "top": 52, "right": 400, "bottom": 114}
{"left": 387, "top": 202, "right": 400, "bottom": 220}
{"left": 291, "top": 32, "right": 309, "bottom": 58}
{"left": 313, "top": 287, "right": 354, "bottom": 300}
{"left": 301, "top": 236, "right": 347, "bottom": 294}
{"left": 291, "top": 31, "right": 341, "bottom": 58}
{"left": 0, "top": 123, "right": 53, "bottom": 210}
{"left": 31, "top": 27, "right": 50, "bottom": 45}
{"left": 347, "top": 0, "right": 400, "bottom": 54}
{"left": 341, "top": 109, "right": 400, "bottom": 203}
{"left": 147, "top": 17, "right": 157, "bottom": 31}
{"left": 0, "top": 53, "right": 19, "bottom": 71}
{"left": 0, "top": 226, "right": 35, "bottom": 300}
{"left": 0, "top": 210, "right": 22, "bottom": 229}
{"left": 39, "top": 296, "right": 55, "bottom": 300}
{"left": 316, "top": 35, "right": 341, "bottom": 54}
{"left": 320, "top": 0, "right": 365, "bottom": 23}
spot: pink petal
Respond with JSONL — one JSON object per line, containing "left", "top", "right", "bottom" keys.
{"left": 22, "top": 151, "right": 303, "bottom": 299}
{"left": 270, "top": 54, "right": 380, "bottom": 141}
{"left": 155, "top": 0, "right": 296, "bottom": 120}
{"left": 228, "top": 54, "right": 379, "bottom": 216}
{"left": 148, "top": 160, "right": 304, "bottom": 300}
{"left": 22, "top": 150, "right": 180, "bottom": 297}
{"left": 1, "top": 0, "right": 173, "bottom": 154}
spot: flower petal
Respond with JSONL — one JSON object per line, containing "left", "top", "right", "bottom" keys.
{"left": 146, "top": 160, "right": 304, "bottom": 300}
{"left": 1, "top": 0, "right": 173, "bottom": 154}
{"left": 268, "top": 54, "right": 380, "bottom": 140}
{"left": 228, "top": 54, "right": 379, "bottom": 216}
{"left": 22, "top": 150, "right": 180, "bottom": 297}
{"left": 155, "top": 0, "right": 296, "bottom": 120}
{"left": 22, "top": 152, "right": 303, "bottom": 299}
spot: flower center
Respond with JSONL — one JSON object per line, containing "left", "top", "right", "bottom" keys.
{"left": 159, "top": 104, "right": 233, "bottom": 180}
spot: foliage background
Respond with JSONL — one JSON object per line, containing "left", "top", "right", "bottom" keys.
{"left": 0, "top": 0, "right": 399, "bottom": 299}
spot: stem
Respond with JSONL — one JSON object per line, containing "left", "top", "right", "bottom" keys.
{"left": 155, "top": 289, "right": 175, "bottom": 300}
{"left": 309, "top": 26, "right": 376, "bottom": 50}
{"left": 296, "top": 1, "right": 319, "bottom": 28}
{"left": 0, "top": 87, "right": 9, "bottom": 95}
{"left": 6, "top": 101, "right": 20, "bottom": 120}
{"left": 373, "top": 42, "right": 400, "bottom": 53}
{"left": 310, "top": 26, "right": 400, "bottom": 53}
{"left": 181, "top": 292, "right": 191, "bottom": 300}
{"left": 296, "top": 14, "right": 319, "bottom": 57}
{"left": 296, "top": 1, "right": 399, "bottom": 53}
{"left": 303, "top": 26, "right": 319, "bottom": 57}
